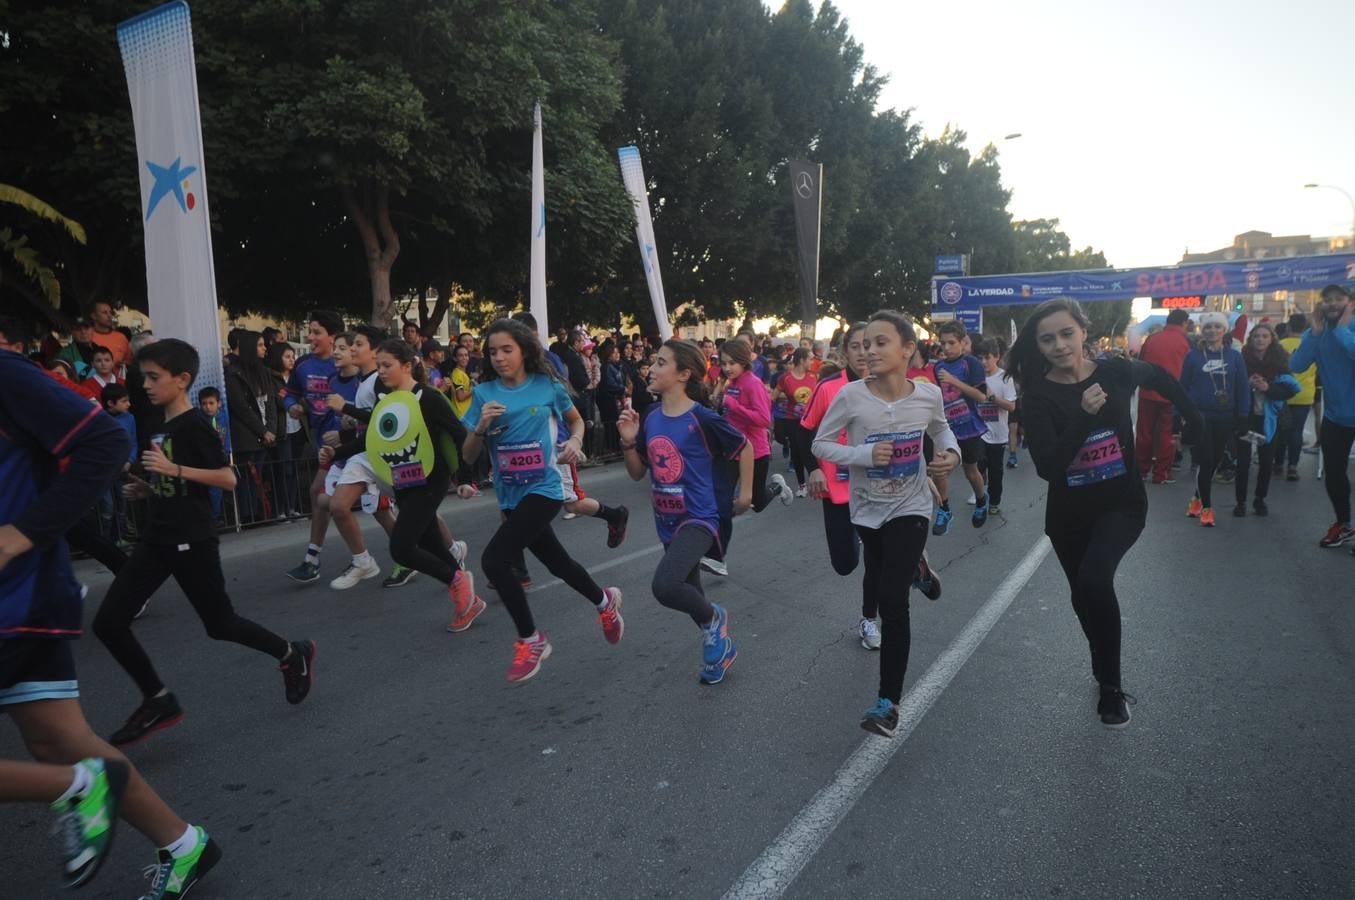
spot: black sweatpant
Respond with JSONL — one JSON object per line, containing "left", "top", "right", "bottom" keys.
{"left": 65, "top": 519, "right": 127, "bottom": 575}
{"left": 821, "top": 501, "right": 861, "bottom": 578}
{"left": 481, "top": 493, "right": 604, "bottom": 639}
{"left": 774, "top": 418, "right": 806, "bottom": 486}
{"left": 1193, "top": 419, "right": 1234, "bottom": 508}
{"left": 1048, "top": 509, "right": 1143, "bottom": 689}
{"left": 855, "top": 515, "right": 928, "bottom": 704}
{"left": 1233, "top": 413, "right": 1273, "bottom": 504}
{"left": 391, "top": 472, "right": 459, "bottom": 586}
{"left": 652, "top": 525, "right": 716, "bottom": 626}
{"left": 93, "top": 540, "right": 290, "bottom": 698}
{"left": 716, "top": 455, "right": 777, "bottom": 558}
{"left": 1321, "top": 419, "right": 1355, "bottom": 524}
{"left": 979, "top": 441, "right": 1006, "bottom": 505}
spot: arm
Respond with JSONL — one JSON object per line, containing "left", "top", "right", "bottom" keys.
{"left": 991, "top": 381, "right": 1017, "bottom": 413}
{"left": 1020, "top": 391, "right": 1098, "bottom": 482}
{"left": 724, "top": 377, "right": 771, "bottom": 430}
{"left": 557, "top": 406, "right": 586, "bottom": 464}
{"left": 925, "top": 391, "right": 962, "bottom": 470}
{"left": 810, "top": 390, "right": 877, "bottom": 468}
{"left": 617, "top": 408, "right": 647, "bottom": 480}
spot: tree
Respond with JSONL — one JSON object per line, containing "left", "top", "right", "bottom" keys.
{"left": 988, "top": 217, "right": 1123, "bottom": 338}
{"left": 0, "top": 184, "right": 87, "bottom": 313}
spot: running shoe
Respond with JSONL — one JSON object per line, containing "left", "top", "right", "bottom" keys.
{"left": 451, "top": 540, "right": 468, "bottom": 567}
{"left": 329, "top": 559, "right": 381, "bottom": 590}
{"left": 700, "top": 556, "right": 728, "bottom": 577}
{"left": 988, "top": 504, "right": 1001, "bottom": 516}
{"left": 965, "top": 495, "right": 977, "bottom": 505}
{"left": 606, "top": 505, "right": 630, "bottom": 549}
{"left": 699, "top": 603, "right": 736, "bottom": 685}
{"left": 52, "top": 757, "right": 129, "bottom": 889}
{"left": 598, "top": 587, "right": 625, "bottom": 644}
{"left": 972, "top": 494, "right": 989, "bottom": 528}
{"left": 1097, "top": 686, "right": 1136, "bottom": 729}
{"left": 1253, "top": 498, "right": 1268, "bottom": 517}
{"left": 285, "top": 560, "right": 320, "bottom": 583}
{"left": 770, "top": 473, "right": 794, "bottom": 506}
{"left": 1006, "top": 452, "right": 1018, "bottom": 469}
{"left": 858, "top": 617, "right": 881, "bottom": 651}
{"left": 860, "top": 697, "right": 899, "bottom": 737}
{"left": 1232, "top": 503, "right": 1246, "bottom": 518}
{"left": 912, "top": 558, "right": 942, "bottom": 601}
{"left": 447, "top": 579, "right": 487, "bottom": 633}
{"left": 382, "top": 564, "right": 416, "bottom": 588}
{"left": 562, "top": 511, "right": 578, "bottom": 520}
{"left": 1286, "top": 466, "right": 1299, "bottom": 482}
{"left": 109, "top": 693, "right": 184, "bottom": 746}
{"left": 1186, "top": 497, "right": 1203, "bottom": 518}
{"left": 137, "top": 826, "right": 220, "bottom": 900}
{"left": 1200, "top": 508, "right": 1216, "bottom": 527}
{"left": 280, "top": 640, "right": 316, "bottom": 705}
{"left": 507, "top": 634, "right": 552, "bottom": 684}
{"left": 1151, "top": 476, "right": 1176, "bottom": 485}
{"left": 795, "top": 486, "right": 808, "bottom": 499}
{"left": 1319, "top": 523, "right": 1355, "bottom": 548}
{"left": 932, "top": 505, "right": 952, "bottom": 536}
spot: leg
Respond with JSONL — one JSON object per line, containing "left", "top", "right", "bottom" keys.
{"left": 1068, "top": 511, "right": 1143, "bottom": 688}
{"left": 1194, "top": 421, "right": 1223, "bottom": 507}
{"left": 307, "top": 466, "right": 330, "bottom": 547}
{"left": 388, "top": 480, "right": 458, "bottom": 585}
{"left": 65, "top": 519, "right": 127, "bottom": 575}
{"left": 1152, "top": 401, "right": 1175, "bottom": 481}
{"left": 523, "top": 502, "right": 605, "bottom": 604}
{"left": 92, "top": 546, "right": 174, "bottom": 698}
{"left": 1255, "top": 439, "right": 1275, "bottom": 499}
{"left": 750, "top": 455, "right": 774, "bottom": 512}
{"left": 822, "top": 501, "right": 860, "bottom": 576}
{"left": 1319, "top": 420, "right": 1355, "bottom": 524}
{"left": 867, "top": 517, "right": 928, "bottom": 703}
{"left": 963, "top": 462, "right": 986, "bottom": 500}
{"left": 173, "top": 544, "right": 290, "bottom": 660}
{"left": 651, "top": 527, "right": 716, "bottom": 626}
{"left": 984, "top": 442, "right": 1006, "bottom": 506}
{"left": 855, "top": 523, "right": 885, "bottom": 623}
{"left": 481, "top": 496, "right": 567, "bottom": 639}
{"left": 1234, "top": 434, "right": 1253, "bottom": 504}
{"left": 328, "top": 482, "right": 370, "bottom": 556}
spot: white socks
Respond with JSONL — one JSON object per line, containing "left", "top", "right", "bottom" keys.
{"left": 57, "top": 762, "right": 93, "bottom": 804}
{"left": 164, "top": 823, "right": 199, "bottom": 858}
{"left": 352, "top": 551, "right": 373, "bottom": 568}
{"left": 305, "top": 544, "right": 321, "bottom": 564}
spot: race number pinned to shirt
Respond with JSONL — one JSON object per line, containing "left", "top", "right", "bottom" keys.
{"left": 1066, "top": 428, "right": 1127, "bottom": 487}
{"left": 305, "top": 374, "right": 331, "bottom": 417}
{"left": 496, "top": 440, "right": 547, "bottom": 485}
{"left": 865, "top": 430, "right": 923, "bottom": 495}
{"left": 391, "top": 461, "right": 427, "bottom": 488}
{"left": 977, "top": 400, "right": 1000, "bottom": 422}
{"left": 652, "top": 483, "right": 688, "bottom": 526}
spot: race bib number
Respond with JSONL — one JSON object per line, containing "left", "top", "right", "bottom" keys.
{"left": 943, "top": 395, "right": 970, "bottom": 424}
{"left": 865, "top": 430, "right": 923, "bottom": 489}
{"left": 306, "top": 374, "right": 330, "bottom": 416}
{"left": 652, "top": 484, "right": 687, "bottom": 523}
{"left": 496, "top": 440, "right": 547, "bottom": 485}
{"left": 1066, "top": 428, "right": 1126, "bottom": 487}
{"left": 977, "top": 400, "right": 1000, "bottom": 422}
{"left": 834, "top": 464, "right": 850, "bottom": 483}
{"left": 391, "top": 461, "right": 427, "bottom": 488}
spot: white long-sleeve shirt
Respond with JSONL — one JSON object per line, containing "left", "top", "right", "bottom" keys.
{"left": 812, "top": 380, "right": 959, "bottom": 529}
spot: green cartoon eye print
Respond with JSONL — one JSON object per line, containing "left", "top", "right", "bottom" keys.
{"left": 368, "top": 391, "right": 435, "bottom": 488}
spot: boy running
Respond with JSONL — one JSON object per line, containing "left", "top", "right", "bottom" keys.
{"left": 283, "top": 310, "right": 344, "bottom": 582}
{"left": 976, "top": 339, "right": 1017, "bottom": 516}
{"left": 930, "top": 320, "right": 991, "bottom": 532}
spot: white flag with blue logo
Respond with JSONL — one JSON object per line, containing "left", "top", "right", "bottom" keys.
{"left": 529, "top": 102, "right": 548, "bottom": 345}
{"left": 118, "top": 1, "right": 224, "bottom": 398}
{"left": 617, "top": 146, "right": 672, "bottom": 341}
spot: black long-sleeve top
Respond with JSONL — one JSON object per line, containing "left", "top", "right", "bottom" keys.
{"left": 1021, "top": 358, "right": 1201, "bottom": 537}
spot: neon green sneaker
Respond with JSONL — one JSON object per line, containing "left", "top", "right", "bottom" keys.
{"left": 139, "top": 826, "right": 221, "bottom": 899}
{"left": 52, "top": 757, "right": 129, "bottom": 888}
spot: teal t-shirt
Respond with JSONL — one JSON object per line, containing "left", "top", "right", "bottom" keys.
{"left": 463, "top": 374, "right": 575, "bottom": 509}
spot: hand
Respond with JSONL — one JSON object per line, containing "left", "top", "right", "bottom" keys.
{"left": 288, "top": 404, "right": 304, "bottom": 420}
{"left": 321, "top": 430, "right": 341, "bottom": 448}
{"left": 557, "top": 435, "right": 583, "bottom": 465}
{"left": 341, "top": 415, "right": 359, "bottom": 431}
{"left": 926, "top": 449, "right": 960, "bottom": 479}
{"left": 318, "top": 446, "right": 335, "bottom": 465}
{"left": 807, "top": 468, "right": 830, "bottom": 499}
{"left": 617, "top": 407, "right": 640, "bottom": 443}
{"left": 936, "top": 368, "right": 959, "bottom": 387}
{"left": 1340, "top": 301, "right": 1354, "bottom": 330}
{"left": 0, "top": 524, "right": 35, "bottom": 575}
{"left": 141, "top": 443, "right": 177, "bottom": 476}
{"left": 1249, "top": 375, "right": 1269, "bottom": 393}
{"left": 456, "top": 484, "right": 477, "bottom": 500}
{"left": 263, "top": 431, "right": 276, "bottom": 446}
{"left": 326, "top": 393, "right": 347, "bottom": 412}
{"left": 122, "top": 474, "right": 151, "bottom": 500}
{"left": 475, "top": 401, "right": 506, "bottom": 433}
{"left": 871, "top": 441, "right": 895, "bottom": 467}
{"left": 733, "top": 492, "right": 752, "bottom": 515}
{"left": 1080, "top": 384, "right": 1107, "bottom": 415}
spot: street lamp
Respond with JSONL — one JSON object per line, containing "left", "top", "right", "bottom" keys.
{"left": 1003, "top": 133, "right": 1023, "bottom": 141}
{"left": 1303, "top": 183, "right": 1355, "bottom": 245}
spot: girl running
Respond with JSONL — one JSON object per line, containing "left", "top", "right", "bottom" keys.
{"left": 461, "top": 319, "right": 623, "bottom": 684}
{"left": 617, "top": 340, "right": 752, "bottom": 684}
{"left": 772, "top": 348, "right": 817, "bottom": 496}
{"left": 365, "top": 340, "right": 484, "bottom": 631}
{"left": 1234, "top": 323, "right": 1298, "bottom": 517}
{"left": 1009, "top": 298, "right": 1201, "bottom": 728}
{"left": 1179, "top": 312, "right": 1249, "bottom": 527}
{"left": 811, "top": 311, "right": 960, "bottom": 737}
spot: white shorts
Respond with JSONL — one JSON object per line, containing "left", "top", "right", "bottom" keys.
{"left": 325, "top": 454, "right": 382, "bottom": 514}
{"left": 555, "top": 462, "right": 586, "bottom": 504}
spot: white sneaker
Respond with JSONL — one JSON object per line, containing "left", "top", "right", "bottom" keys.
{"left": 859, "top": 617, "right": 882, "bottom": 651}
{"left": 795, "top": 486, "right": 808, "bottom": 498}
{"left": 450, "top": 540, "right": 468, "bottom": 567}
{"left": 330, "top": 560, "right": 381, "bottom": 590}
{"left": 770, "top": 473, "right": 794, "bottom": 506}
{"left": 562, "top": 511, "right": 578, "bottom": 520}
{"left": 700, "top": 556, "right": 728, "bottom": 577}
{"left": 966, "top": 495, "right": 977, "bottom": 505}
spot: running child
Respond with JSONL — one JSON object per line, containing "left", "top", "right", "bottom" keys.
{"left": 930, "top": 320, "right": 991, "bottom": 532}
{"left": 811, "top": 311, "right": 960, "bottom": 736}
{"left": 1010, "top": 298, "right": 1201, "bottom": 728}
{"left": 283, "top": 309, "right": 344, "bottom": 582}
{"left": 975, "top": 339, "right": 1018, "bottom": 516}
{"left": 92, "top": 339, "right": 316, "bottom": 746}
{"left": 461, "top": 318, "right": 623, "bottom": 683}
{"left": 772, "top": 347, "right": 817, "bottom": 496}
{"left": 617, "top": 340, "right": 751, "bottom": 684}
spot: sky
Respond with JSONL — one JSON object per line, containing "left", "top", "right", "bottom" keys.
{"left": 828, "top": 0, "right": 1355, "bottom": 269}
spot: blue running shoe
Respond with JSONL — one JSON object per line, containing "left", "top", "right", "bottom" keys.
{"left": 861, "top": 697, "right": 899, "bottom": 737}
{"left": 972, "top": 493, "right": 989, "bottom": 528}
{"left": 1006, "top": 452, "right": 1018, "bottom": 469}
{"left": 699, "top": 604, "right": 737, "bottom": 685}
{"left": 932, "top": 505, "right": 952, "bottom": 536}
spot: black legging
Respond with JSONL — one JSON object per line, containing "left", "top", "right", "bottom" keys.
{"left": 821, "top": 500, "right": 861, "bottom": 577}
{"left": 93, "top": 541, "right": 290, "bottom": 698}
{"left": 390, "top": 470, "right": 459, "bottom": 585}
{"left": 1321, "top": 419, "right": 1355, "bottom": 524}
{"left": 1049, "top": 509, "right": 1143, "bottom": 690}
{"left": 716, "top": 455, "right": 776, "bottom": 558}
{"left": 978, "top": 441, "right": 1006, "bottom": 505}
{"left": 481, "top": 493, "right": 605, "bottom": 639}
{"left": 1193, "top": 419, "right": 1234, "bottom": 508}
{"left": 66, "top": 519, "right": 127, "bottom": 575}
{"left": 774, "top": 418, "right": 806, "bottom": 486}
{"left": 856, "top": 515, "right": 928, "bottom": 704}
{"left": 1233, "top": 413, "right": 1273, "bottom": 504}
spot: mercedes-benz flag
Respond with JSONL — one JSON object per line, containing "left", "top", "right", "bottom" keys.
{"left": 789, "top": 160, "right": 823, "bottom": 337}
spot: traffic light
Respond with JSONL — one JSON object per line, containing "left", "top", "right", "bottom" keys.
{"left": 1234, "top": 300, "right": 1244, "bottom": 311}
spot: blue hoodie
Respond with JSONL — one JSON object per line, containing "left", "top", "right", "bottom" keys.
{"left": 1290, "top": 321, "right": 1355, "bottom": 428}
{"left": 1179, "top": 345, "right": 1249, "bottom": 423}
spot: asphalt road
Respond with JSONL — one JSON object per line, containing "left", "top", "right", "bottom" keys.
{"left": 2, "top": 450, "right": 1352, "bottom": 899}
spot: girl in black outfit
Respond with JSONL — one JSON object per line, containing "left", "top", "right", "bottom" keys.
{"left": 225, "top": 330, "right": 282, "bottom": 523}
{"left": 1009, "top": 299, "right": 1202, "bottom": 729}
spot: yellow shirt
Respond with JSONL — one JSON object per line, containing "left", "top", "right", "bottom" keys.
{"left": 1280, "top": 336, "right": 1316, "bottom": 405}
{"left": 449, "top": 367, "right": 473, "bottom": 419}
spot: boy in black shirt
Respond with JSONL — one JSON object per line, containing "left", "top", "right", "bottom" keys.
{"left": 92, "top": 339, "right": 315, "bottom": 747}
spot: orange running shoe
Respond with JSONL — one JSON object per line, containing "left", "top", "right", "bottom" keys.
{"left": 1186, "top": 497, "right": 1203, "bottom": 518}
{"left": 446, "top": 571, "right": 486, "bottom": 633}
{"left": 507, "top": 634, "right": 552, "bottom": 683}
{"left": 1200, "top": 507, "right": 1216, "bottom": 527}
{"left": 598, "top": 587, "right": 624, "bottom": 644}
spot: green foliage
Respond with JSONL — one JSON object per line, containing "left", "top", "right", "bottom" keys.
{"left": 987, "top": 217, "right": 1122, "bottom": 339}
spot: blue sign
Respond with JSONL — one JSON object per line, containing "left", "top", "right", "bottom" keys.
{"left": 956, "top": 310, "right": 982, "bottom": 334}
{"left": 930, "top": 253, "right": 1355, "bottom": 311}
{"left": 935, "top": 254, "right": 967, "bottom": 275}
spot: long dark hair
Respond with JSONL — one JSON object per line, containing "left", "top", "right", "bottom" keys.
{"left": 867, "top": 309, "right": 918, "bottom": 346}
{"left": 718, "top": 336, "right": 754, "bottom": 371}
{"left": 840, "top": 320, "right": 869, "bottom": 382}
{"left": 266, "top": 340, "right": 294, "bottom": 377}
{"left": 662, "top": 339, "right": 710, "bottom": 404}
{"left": 1243, "top": 323, "right": 1290, "bottom": 380}
{"left": 1006, "top": 298, "right": 1091, "bottom": 391}
{"left": 376, "top": 338, "right": 427, "bottom": 385}
{"left": 477, "top": 317, "right": 567, "bottom": 389}
{"left": 234, "top": 329, "right": 270, "bottom": 396}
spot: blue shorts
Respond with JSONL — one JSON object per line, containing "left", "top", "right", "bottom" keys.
{"left": 0, "top": 638, "right": 79, "bottom": 709}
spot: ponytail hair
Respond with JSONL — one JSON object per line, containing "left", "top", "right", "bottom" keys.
{"left": 662, "top": 339, "right": 710, "bottom": 405}
{"left": 718, "top": 336, "right": 753, "bottom": 370}
{"left": 1005, "top": 297, "right": 1090, "bottom": 391}
{"left": 376, "top": 338, "right": 427, "bottom": 385}
{"left": 839, "top": 320, "right": 870, "bottom": 382}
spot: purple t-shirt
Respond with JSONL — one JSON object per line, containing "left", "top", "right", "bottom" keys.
{"left": 636, "top": 403, "right": 746, "bottom": 546}
{"left": 934, "top": 355, "right": 989, "bottom": 441}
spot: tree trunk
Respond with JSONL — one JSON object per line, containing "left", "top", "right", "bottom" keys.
{"left": 341, "top": 180, "right": 401, "bottom": 328}
{"left": 425, "top": 283, "right": 453, "bottom": 335}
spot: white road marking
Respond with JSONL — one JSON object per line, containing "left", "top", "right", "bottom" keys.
{"left": 721, "top": 535, "right": 1053, "bottom": 900}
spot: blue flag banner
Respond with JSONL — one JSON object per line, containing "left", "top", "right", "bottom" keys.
{"left": 932, "top": 253, "right": 1355, "bottom": 312}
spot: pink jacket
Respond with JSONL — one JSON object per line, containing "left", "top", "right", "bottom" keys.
{"left": 721, "top": 370, "right": 771, "bottom": 458}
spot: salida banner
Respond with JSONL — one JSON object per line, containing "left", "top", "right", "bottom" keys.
{"left": 931, "top": 253, "right": 1355, "bottom": 311}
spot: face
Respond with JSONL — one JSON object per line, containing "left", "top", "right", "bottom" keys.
{"left": 308, "top": 321, "right": 334, "bottom": 355}
{"left": 1320, "top": 292, "right": 1351, "bottom": 322}
{"left": 332, "top": 337, "right": 352, "bottom": 368}
{"left": 428, "top": 349, "right": 444, "bottom": 365}
{"left": 139, "top": 360, "right": 189, "bottom": 406}
{"left": 1249, "top": 328, "right": 1273, "bottom": 353}
{"left": 282, "top": 348, "right": 295, "bottom": 372}
{"left": 200, "top": 396, "right": 220, "bottom": 416}
{"left": 1035, "top": 311, "right": 1088, "bottom": 370}
{"left": 350, "top": 334, "right": 375, "bottom": 368}
{"left": 720, "top": 353, "right": 745, "bottom": 379}
{"left": 403, "top": 325, "right": 421, "bottom": 344}
{"left": 609, "top": 347, "right": 620, "bottom": 362}
{"left": 93, "top": 352, "right": 114, "bottom": 375}
{"left": 486, "top": 331, "right": 525, "bottom": 378}
{"left": 845, "top": 330, "right": 869, "bottom": 376}
{"left": 799, "top": 339, "right": 811, "bottom": 350}
{"left": 376, "top": 351, "right": 412, "bottom": 388}
{"left": 648, "top": 346, "right": 685, "bottom": 393}
{"left": 700, "top": 341, "right": 714, "bottom": 357}
{"left": 980, "top": 353, "right": 999, "bottom": 374}
{"left": 1200, "top": 320, "right": 1227, "bottom": 345}
{"left": 939, "top": 334, "right": 964, "bottom": 360}
{"left": 255, "top": 337, "right": 266, "bottom": 359}
{"left": 73, "top": 324, "right": 93, "bottom": 344}
{"left": 454, "top": 347, "right": 469, "bottom": 367}
{"left": 863, "top": 321, "right": 913, "bottom": 375}
{"left": 92, "top": 303, "right": 114, "bottom": 329}
{"left": 109, "top": 396, "right": 131, "bottom": 415}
